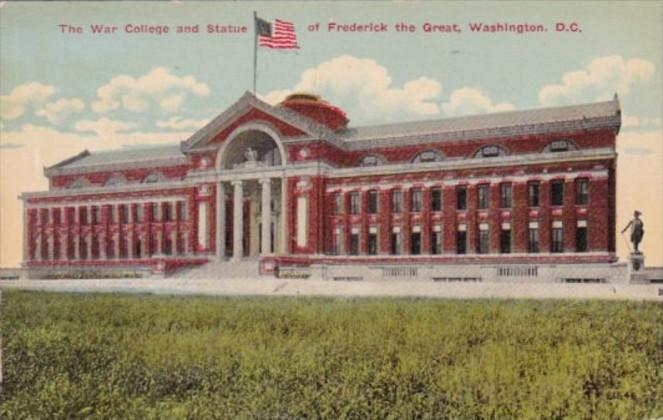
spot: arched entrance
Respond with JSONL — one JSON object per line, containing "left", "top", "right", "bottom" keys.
{"left": 214, "top": 125, "right": 288, "bottom": 261}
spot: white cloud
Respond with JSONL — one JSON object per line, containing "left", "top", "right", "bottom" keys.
{"left": 0, "top": 82, "right": 55, "bottom": 121}
{"left": 35, "top": 98, "right": 85, "bottom": 124}
{"left": 92, "top": 67, "right": 210, "bottom": 114}
{"left": 262, "top": 55, "right": 442, "bottom": 124}
{"left": 156, "top": 116, "right": 209, "bottom": 130}
{"left": 538, "top": 55, "right": 655, "bottom": 106}
{"left": 622, "top": 114, "right": 662, "bottom": 129}
{"left": 73, "top": 118, "right": 138, "bottom": 136}
{"left": 442, "top": 87, "right": 515, "bottom": 116}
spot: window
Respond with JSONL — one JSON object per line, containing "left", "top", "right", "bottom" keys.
{"left": 143, "top": 171, "right": 163, "bottom": 183}
{"left": 552, "top": 223, "right": 564, "bottom": 253}
{"left": 360, "top": 155, "right": 382, "bottom": 167}
{"left": 52, "top": 209, "right": 60, "bottom": 226}
{"left": 478, "top": 184, "right": 490, "bottom": 209}
{"left": 333, "top": 229, "right": 343, "bottom": 255}
{"left": 349, "top": 229, "right": 360, "bottom": 255}
{"left": 411, "top": 189, "right": 423, "bottom": 213}
{"left": 576, "top": 225, "right": 588, "bottom": 252}
{"left": 500, "top": 183, "right": 512, "bottom": 208}
{"left": 528, "top": 225, "right": 540, "bottom": 253}
{"left": 431, "top": 226, "right": 442, "bottom": 254}
{"left": 391, "top": 229, "right": 402, "bottom": 255}
{"left": 80, "top": 207, "right": 88, "bottom": 225}
{"left": 91, "top": 206, "right": 100, "bottom": 225}
{"left": 350, "top": 192, "right": 360, "bottom": 215}
{"left": 575, "top": 178, "right": 589, "bottom": 205}
{"left": 478, "top": 224, "right": 489, "bottom": 254}
{"left": 500, "top": 226, "right": 511, "bottom": 254}
{"left": 413, "top": 150, "right": 442, "bottom": 163}
{"left": 66, "top": 208, "right": 74, "bottom": 225}
{"left": 411, "top": 227, "right": 422, "bottom": 255}
{"left": 551, "top": 180, "right": 564, "bottom": 206}
{"left": 367, "top": 190, "right": 378, "bottom": 214}
{"left": 151, "top": 203, "right": 160, "bottom": 221}
{"left": 119, "top": 205, "right": 128, "bottom": 224}
{"left": 163, "top": 203, "right": 172, "bottom": 222}
{"left": 179, "top": 202, "right": 187, "bottom": 221}
{"left": 392, "top": 190, "right": 402, "bottom": 213}
{"left": 456, "top": 186, "right": 467, "bottom": 210}
{"left": 136, "top": 205, "right": 144, "bottom": 223}
{"left": 431, "top": 188, "right": 442, "bottom": 212}
{"left": 478, "top": 145, "right": 502, "bottom": 157}
{"left": 333, "top": 193, "right": 343, "bottom": 215}
{"left": 549, "top": 140, "right": 571, "bottom": 152}
{"left": 528, "top": 182, "right": 540, "bottom": 207}
{"left": 368, "top": 228, "right": 378, "bottom": 255}
{"left": 456, "top": 225, "right": 467, "bottom": 254}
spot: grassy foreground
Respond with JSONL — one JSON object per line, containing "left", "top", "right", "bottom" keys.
{"left": 1, "top": 291, "right": 662, "bottom": 419}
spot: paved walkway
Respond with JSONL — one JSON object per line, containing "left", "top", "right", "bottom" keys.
{"left": 1, "top": 278, "right": 662, "bottom": 301}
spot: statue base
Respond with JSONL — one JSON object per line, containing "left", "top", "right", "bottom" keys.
{"left": 629, "top": 252, "right": 648, "bottom": 284}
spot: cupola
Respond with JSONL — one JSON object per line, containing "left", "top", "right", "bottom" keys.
{"left": 279, "top": 93, "right": 349, "bottom": 130}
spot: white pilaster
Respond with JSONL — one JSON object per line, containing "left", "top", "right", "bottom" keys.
{"left": 280, "top": 178, "right": 288, "bottom": 254}
{"left": 86, "top": 231, "right": 92, "bottom": 260}
{"left": 216, "top": 182, "right": 226, "bottom": 260}
{"left": 232, "top": 179, "right": 244, "bottom": 260}
{"left": 35, "top": 232, "right": 42, "bottom": 261}
{"left": 114, "top": 232, "right": 121, "bottom": 259}
{"left": 99, "top": 233, "right": 107, "bottom": 259}
{"left": 260, "top": 178, "right": 272, "bottom": 255}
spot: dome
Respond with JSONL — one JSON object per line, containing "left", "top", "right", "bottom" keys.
{"left": 279, "top": 93, "right": 349, "bottom": 130}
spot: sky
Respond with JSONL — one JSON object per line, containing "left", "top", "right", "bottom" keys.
{"left": 1, "top": 1, "right": 661, "bottom": 267}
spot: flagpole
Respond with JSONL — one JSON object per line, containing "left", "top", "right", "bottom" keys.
{"left": 253, "top": 11, "right": 258, "bottom": 94}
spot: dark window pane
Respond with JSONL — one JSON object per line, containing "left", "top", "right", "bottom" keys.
{"left": 528, "top": 182, "right": 540, "bottom": 207}
{"left": 456, "top": 187, "right": 467, "bottom": 210}
{"left": 551, "top": 181, "right": 564, "bottom": 206}
{"left": 431, "top": 188, "right": 442, "bottom": 212}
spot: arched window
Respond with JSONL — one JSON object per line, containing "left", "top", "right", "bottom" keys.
{"left": 68, "top": 177, "right": 91, "bottom": 189}
{"left": 412, "top": 150, "right": 444, "bottom": 163}
{"left": 359, "top": 155, "right": 384, "bottom": 167}
{"left": 543, "top": 139, "right": 577, "bottom": 153}
{"left": 142, "top": 171, "right": 165, "bottom": 184}
{"left": 104, "top": 173, "right": 127, "bottom": 187}
{"left": 474, "top": 145, "right": 506, "bottom": 158}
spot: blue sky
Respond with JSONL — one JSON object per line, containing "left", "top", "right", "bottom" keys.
{"left": 1, "top": 1, "right": 662, "bottom": 266}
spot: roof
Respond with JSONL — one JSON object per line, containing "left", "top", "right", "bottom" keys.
{"left": 46, "top": 144, "right": 185, "bottom": 174}
{"left": 338, "top": 99, "right": 621, "bottom": 142}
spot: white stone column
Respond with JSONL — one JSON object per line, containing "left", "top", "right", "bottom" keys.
{"left": 99, "top": 233, "right": 107, "bottom": 259}
{"left": 86, "top": 231, "right": 93, "bottom": 260}
{"left": 74, "top": 207, "right": 80, "bottom": 259}
{"left": 114, "top": 232, "right": 121, "bottom": 259}
{"left": 280, "top": 178, "right": 288, "bottom": 254}
{"left": 260, "top": 178, "right": 272, "bottom": 255}
{"left": 170, "top": 230, "right": 177, "bottom": 255}
{"left": 128, "top": 230, "right": 136, "bottom": 258}
{"left": 182, "top": 232, "right": 189, "bottom": 255}
{"left": 156, "top": 230, "right": 163, "bottom": 256}
{"left": 232, "top": 179, "right": 244, "bottom": 260}
{"left": 216, "top": 183, "right": 226, "bottom": 260}
{"left": 61, "top": 231, "right": 69, "bottom": 260}
{"left": 35, "top": 232, "right": 42, "bottom": 261}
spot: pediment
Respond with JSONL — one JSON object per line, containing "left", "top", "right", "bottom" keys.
{"left": 183, "top": 92, "right": 334, "bottom": 152}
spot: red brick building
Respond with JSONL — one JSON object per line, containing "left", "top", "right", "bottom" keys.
{"left": 21, "top": 92, "right": 623, "bottom": 281}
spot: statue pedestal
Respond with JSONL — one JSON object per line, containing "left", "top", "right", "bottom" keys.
{"left": 629, "top": 252, "right": 648, "bottom": 284}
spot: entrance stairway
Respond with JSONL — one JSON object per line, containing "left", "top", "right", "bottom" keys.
{"left": 176, "top": 258, "right": 261, "bottom": 279}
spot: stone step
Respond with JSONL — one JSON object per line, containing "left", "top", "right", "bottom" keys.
{"left": 175, "top": 259, "right": 260, "bottom": 279}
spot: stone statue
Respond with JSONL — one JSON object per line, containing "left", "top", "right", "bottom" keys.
{"left": 621, "top": 210, "right": 644, "bottom": 253}
{"left": 244, "top": 148, "right": 258, "bottom": 163}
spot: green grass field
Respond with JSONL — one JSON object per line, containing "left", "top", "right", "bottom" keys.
{"left": 1, "top": 291, "right": 662, "bottom": 419}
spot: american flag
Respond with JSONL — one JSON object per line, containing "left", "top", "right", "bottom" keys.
{"left": 258, "top": 18, "right": 300, "bottom": 50}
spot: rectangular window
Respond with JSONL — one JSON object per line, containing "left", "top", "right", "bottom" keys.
{"left": 576, "top": 226, "right": 588, "bottom": 252}
{"left": 552, "top": 225, "right": 564, "bottom": 253}
{"left": 431, "top": 188, "right": 442, "bottom": 212}
{"left": 367, "top": 190, "right": 378, "bottom": 214}
{"left": 349, "top": 230, "right": 360, "bottom": 255}
{"left": 392, "top": 190, "right": 402, "bottom": 213}
{"left": 410, "top": 231, "right": 421, "bottom": 255}
{"left": 163, "top": 203, "right": 172, "bottom": 222}
{"left": 528, "top": 226, "right": 540, "bottom": 253}
{"left": 456, "top": 186, "right": 467, "bottom": 210}
{"left": 52, "top": 209, "right": 60, "bottom": 226}
{"left": 391, "top": 230, "right": 402, "bottom": 255}
{"left": 179, "top": 202, "right": 187, "bottom": 221}
{"left": 66, "top": 208, "right": 74, "bottom": 225}
{"left": 333, "top": 229, "right": 343, "bottom": 255}
{"left": 478, "top": 224, "right": 489, "bottom": 254}
{"left": 528, "top": 181, "right": 540, "bottom": 207}
{"left": 456, "top": 226, "right": 467, "bottom": 254}
{"left": 500, "top": 227, "right": 511, "bottom": 254}
{"left": 368, "top": 228, "right": 378, "bottom": 255}
{"left": 551, "top": 180, "right": 564, "bottom": 206}
{"left": 136, "top": 205, "right": 144, "bottom": 223}
{"left": 350, "top": 192, "right": 360, "bottom": 215}
{"left": 411, "top": 189, "right": 423, "bottom": 212}
{"left": 575, "top": 178, "right": 589, "bottom": 205}
{"left": 431, "top": 228, "right": 442, "bottom": 255}
{"left": 333, "top": 193, "right": 342, "bottom": 215}
{"left": 478, "top": 184, "right": 490, "bottom": 209}
{"left": 119, "top": 205, "right": 128, "bottom": 224}
{"left": 151, "top": 203, "right": 160, "bottom": 221}
{"left": 92, "top": 206, "right": 101, "bottom": 225}
{"left": 80, "top": 207, "right": 88, "bottom": 225}
{"left": 500, "top": 183, "right": 512, "bottom": 208}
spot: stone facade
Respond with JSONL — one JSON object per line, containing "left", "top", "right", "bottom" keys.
{"left": 21, "top": 92, "right": 625, "bottom": 282}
